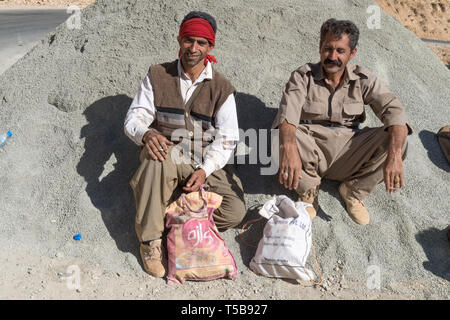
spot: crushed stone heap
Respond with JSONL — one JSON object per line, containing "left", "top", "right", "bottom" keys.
{"left": 0, "top": 0, "right": 449, "bottom": 295}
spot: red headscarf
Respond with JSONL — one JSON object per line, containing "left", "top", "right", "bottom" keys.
{"left": 178, "top": 18, "right": 217, "bottom": 65}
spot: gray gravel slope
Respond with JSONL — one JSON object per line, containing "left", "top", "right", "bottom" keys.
{"left": 0, "top": 0, "right": 448, "bottom": 298}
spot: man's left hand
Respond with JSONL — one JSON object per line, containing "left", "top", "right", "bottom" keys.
{"left": 383, "top": 150, "right": 404, "bottom": 194}
{"left": 183, "top": 169, "right": 206, "bottom": 192}
{"left": 384, "top": 124, "right": 408, "bottom": 194}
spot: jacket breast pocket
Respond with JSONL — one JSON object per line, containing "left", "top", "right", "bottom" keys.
{"left": 342, "top": 99, "right": 364, "bottom": 116}
{"left": 301, "top": 100, "right": 327, "bottom": 120}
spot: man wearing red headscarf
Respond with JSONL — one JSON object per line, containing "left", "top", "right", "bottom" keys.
{"left": 124, "top": 11, "right": 246, "bottom": 277}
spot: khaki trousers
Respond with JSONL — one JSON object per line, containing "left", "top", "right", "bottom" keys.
{"left": 130, "top": 146, "right": 246, "bottom": 243}
{"left": 295, "top": 124, "right": 408, "bottom": 200}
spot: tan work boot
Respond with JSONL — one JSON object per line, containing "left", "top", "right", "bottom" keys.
{"left": 298, "top": 195, "right": 318, "bottom": 220}
{"left": 338, "top": 183, "right": 370, "bottom": 225}
{"left": 140, "top": 239, "right": 167, "bottom": 277}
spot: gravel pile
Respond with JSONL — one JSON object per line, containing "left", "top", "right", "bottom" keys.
{"left": 0, "top": 0, "right": 448, "bottom": 299}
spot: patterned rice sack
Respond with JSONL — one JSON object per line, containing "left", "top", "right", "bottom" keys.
{"left": 165, "top": 185, "right": 238, "bottom": 285}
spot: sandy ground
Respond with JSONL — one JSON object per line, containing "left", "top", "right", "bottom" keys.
{"left": 376, "top": 0, "right": 449, "bottom": 41}
{"left": 427, "top": 45, "right": 450, "bottom": 66}
{"left": 376, "top": 0, "right": 450, "bottom": 66}
{"left": 0, "top": 0, "right": 448, "bottom": 303}
{"left": 2, "top": 243, "right": 447, "bottom": 300}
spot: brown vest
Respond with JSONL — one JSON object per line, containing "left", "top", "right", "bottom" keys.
{"left": 148, "top": 60, "right": 235, "bottom": 145}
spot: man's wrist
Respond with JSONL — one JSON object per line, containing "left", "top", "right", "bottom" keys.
{"left": 280, "top": 141, "right": 297, "bottom": 147}
{"left": 387, "top": 125, "right": 407, "bottom": 155}
{"left": 388, "top": 147, "right": 402, "bottom": 158}
{"left": 196, "top": 168, "right": 206, "bottom": 175}
{"left": 198, "top": 163, "right": 214, "bottom": 178}
{"left": 280, "top": 142, "right": 298, "bottom": 151}
{"left": 142, "top": 128, "right": 156, "bottom": 144}
{"left": 279, "top": 120, "right": 297, "bottom": 145}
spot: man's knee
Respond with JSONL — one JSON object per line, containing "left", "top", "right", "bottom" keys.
{"left": 295, "top": 170, "right": 321, "bottom": 197}
{"left": 228, "top": 199, "right": 247, "bottom": 227}
{"left": 213, "top": 197, "right": 246, "bottom": 230}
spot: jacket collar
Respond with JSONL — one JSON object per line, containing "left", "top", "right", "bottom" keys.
{"left": 177, "top": 59, "right": 213, "bottom": 82}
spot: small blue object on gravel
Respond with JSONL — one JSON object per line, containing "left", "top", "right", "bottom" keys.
{"left": 73, "top": 234, "right": 82, "bottom": 241}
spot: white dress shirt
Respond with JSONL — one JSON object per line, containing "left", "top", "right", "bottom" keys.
{"left": 124, "top": 60, "right": 239, "bottom": 177}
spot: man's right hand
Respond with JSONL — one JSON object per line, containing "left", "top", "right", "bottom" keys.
{"left": 279, "top": 142, "right": 302, "bottom": 190}
{"left": 278, "top": 120, "right": 302, "bottom": 190}
{"left": 142, "top": 129, "right": 174, "bottom": 162}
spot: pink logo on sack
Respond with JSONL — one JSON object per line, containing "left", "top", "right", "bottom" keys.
{"left": 182, "top": 219, "right": 217, "bottom": 248}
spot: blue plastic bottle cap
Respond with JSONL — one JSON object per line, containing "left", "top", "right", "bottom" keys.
{"left": 7, "top": 131, "right": 12, "bottom": 137}
{"left": 73, "top": 234, "right": 82, "bottom": 241}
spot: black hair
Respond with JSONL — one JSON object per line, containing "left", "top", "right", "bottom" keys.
{"left": 181, "top": 11, "right": 217, "bottom": 34}
{"left": 320, "top": 18, "right": 359, "bottom": 51}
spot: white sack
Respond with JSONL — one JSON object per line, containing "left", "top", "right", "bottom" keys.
{"left": 250, "top": 195, "right": 315, "bottom": 281}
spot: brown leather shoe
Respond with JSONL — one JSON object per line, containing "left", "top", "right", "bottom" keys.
{"left": 140, "top": 239, "right": 167, "bottom": 277}
{"left": 298, "top": 195, "right": 318, "bottom": 220}
{"left": 338, "top": 183, "right": 370, "bottom": 225}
